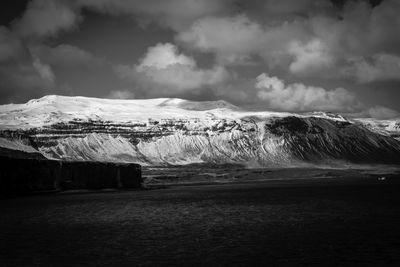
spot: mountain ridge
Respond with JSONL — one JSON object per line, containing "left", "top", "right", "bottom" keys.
{"left": 0, "top": 95, "right": 399, "bottom": 166}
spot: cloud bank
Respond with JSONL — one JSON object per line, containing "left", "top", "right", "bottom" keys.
{"left": 0, "top": 0, "right": 399, "bottom": 117}
{"left": 255, "top": 73, "right": 357, "bottom": 112}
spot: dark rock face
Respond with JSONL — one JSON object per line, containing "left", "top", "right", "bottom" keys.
{"left": 0, "top": 156, "right": 142, "bottom": 194}
{"left": 0, "top": 147, "right": 46, "bottom": 160}
{"left": 59, "top": 161, "right": 142, "bottom": 190}
{"left": 266, "top": 117, "right": 400, "bottom": 164}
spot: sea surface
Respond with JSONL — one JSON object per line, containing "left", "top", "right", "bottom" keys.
{"left": 1, "top": 168, "right": 400, "bottom": 266}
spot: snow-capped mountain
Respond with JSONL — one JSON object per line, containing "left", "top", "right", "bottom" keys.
{"left": 353, "top": 118, "right": 400, "bottom": 141}
{"left": 0, "top": 95, "right": 399, "bottom": 166}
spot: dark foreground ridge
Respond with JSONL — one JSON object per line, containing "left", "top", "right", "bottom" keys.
{"left": 0, "top": 156, "right": 142, "bottom": 194}
{"left": 1, "top": 177, "right": 400, "bottom": 266}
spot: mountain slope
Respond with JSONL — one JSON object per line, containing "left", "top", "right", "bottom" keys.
{"left": 354, "top": 118, "right": 400, "bottom": 141}
{"left": 0, "top": 95, "right": 399, "bottom": 166}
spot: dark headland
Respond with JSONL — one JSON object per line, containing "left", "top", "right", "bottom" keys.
{"left": 0, "top": 154, "right": 142, "bottom": 195}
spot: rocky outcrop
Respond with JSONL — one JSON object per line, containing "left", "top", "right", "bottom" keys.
{"left": 0, "top": 156, "right": 142, "bottom": 194}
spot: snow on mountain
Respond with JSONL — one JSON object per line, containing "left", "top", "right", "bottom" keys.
{"left": 0, "top": 137, "right": 39, "bottom": 154}
{"left": 354, "top": 118, "right": 400, "bottom": 141}
{"left": 0, "top": 95, "right": 291, "bottom": 130}
{"left": 0, "top": 95, "right": 399, "bottom": 166}
{"left": 305, "top": 111, "right": 348, "bottom": 122}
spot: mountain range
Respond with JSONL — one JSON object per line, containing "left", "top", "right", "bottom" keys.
{"left": 0, "top": 95, "right": 399, "bottom": 166}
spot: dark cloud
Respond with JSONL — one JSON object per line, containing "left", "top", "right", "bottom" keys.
{"left": 31, "top": 44, "right": 104, "bottom": 68}
{"left": 344, "top": 54, "right": 400, "bottom": 83}
{"left": 178, "top": 0, "right": 400, "bottom": 81}
{"left": 12, "top": 0, "right": 81, "bottom": 39}
{"left": 0, "top": 27, "right": 28, "bottom": 62}
{"left": 331, "top": 0, "right": 384, "bottom": 8}
{"left": 0, "top": 0, "right": 29, "bottom": 26}
{"left": 367, "top": 105, "right": 400, "bottom": 119}
{"left": 0, "top": 0, "right": 399, "bottom": 116}
{"left": 76, "top": 0, "right": 234, "bottom": 30}
{"left": 0, "top": 26, "right": 54, "bottom": 103}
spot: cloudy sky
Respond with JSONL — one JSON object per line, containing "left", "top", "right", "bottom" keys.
{"left": 0, "top": 0, "right": 399, "bottom": 118}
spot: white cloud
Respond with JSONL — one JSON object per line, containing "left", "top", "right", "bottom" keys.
{"left": 115, "top": 43, "right": 229, "bottom": 94}
{"left": 255, "top": 73, "right": 356, "bottom": 112}
{"left": 288, "top": 39, "right": 334, "bottom": 75}
{"left": 137, "top": 43, "right": 195, "bottom": 70}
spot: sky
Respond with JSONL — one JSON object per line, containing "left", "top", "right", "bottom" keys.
{"left": 0, "top": 0, "right": 399, "bottom": 118}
